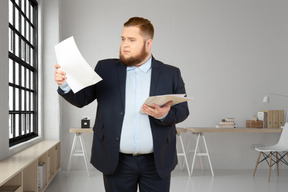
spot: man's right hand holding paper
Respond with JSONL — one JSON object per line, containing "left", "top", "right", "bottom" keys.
{"left": 54, "top": 64, "right": 67, "bottom": 85}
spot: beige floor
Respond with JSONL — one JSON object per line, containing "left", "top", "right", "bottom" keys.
{"left": 45, "top": 168, "right": 288, "bottom": 192}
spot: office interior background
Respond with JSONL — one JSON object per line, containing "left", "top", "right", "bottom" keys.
{"left": 0, "top": 0, "right": 288, "bottom": 177}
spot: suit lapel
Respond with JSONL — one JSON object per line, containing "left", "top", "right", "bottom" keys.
{"left": 117, "top": 57, "right": 160, "bottom": 103}
{"left": 150, "top": 57, "right": 161, "bottom": 96}
{"left": 117, "top": 61, "right": 126, "bottom": 107}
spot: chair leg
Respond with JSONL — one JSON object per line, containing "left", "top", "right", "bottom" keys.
{"left": 276, "top": 152, "right": 279, "bottom": 176}
{"left": 268, "top": 152, "right": 272, "bottom": 182}
{"left": 253, "top": 152, "right": 261, "bottom": 176}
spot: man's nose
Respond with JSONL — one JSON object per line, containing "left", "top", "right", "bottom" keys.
{"left": 123, "top": 41, "right": 129, "bottom": 48}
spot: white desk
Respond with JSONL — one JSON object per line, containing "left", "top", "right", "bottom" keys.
{"left": 185, "top": 127, "right": 282, "bottom": 176}
{"left": 67, "top": 128, "right": 93, "bottom": 177}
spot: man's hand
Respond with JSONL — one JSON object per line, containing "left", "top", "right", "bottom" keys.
{"left": 54, "top": 64, "right": 67, "bottom": 85}
{"left": 142, "top": 101, "right": 173, "bottom": 119}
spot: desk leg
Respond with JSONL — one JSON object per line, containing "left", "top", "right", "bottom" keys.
{"left": 190, "top": 133, "right": 214, "bottom": 177}
{"left": 202, "top": 134, "right": 214, "bottom": 176}
{"left": 187, "top": 133, "right": 204, "bottom": 171}
{"left": 177, "top": 134, "right": 191, "bottom": 176}
{"left": 190, "top": 134, "right": 200, "bottom": 176}
{"left": 66, "top": 133, "right": 77, "bottom": 177}
{"left": 79, "top": 133, "right": 90, "bottom": 177}
{"left": 66, "top": 133, "right": 90, "bottom": 177}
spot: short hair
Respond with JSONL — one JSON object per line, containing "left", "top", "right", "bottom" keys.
{"left": 124, "top": 17, "right": 154, "bottom": 40}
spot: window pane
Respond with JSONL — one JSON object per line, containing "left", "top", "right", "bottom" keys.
{"left": 9, "top": 86, "right": 14, "bottom": 111}
{"left": 15, "top": 0, "right": 20, "bottom": 6}
{"left": 26, "top": 115, "right": 30, "bottom": 133}
{"left": 21, "top": 39, "right": 25, "bottom": 61}
{"left": 15, "top": 114, "right": 19, "bottom": 137}
{"left": 15, "top": 88, "right": 19, "bottom": 111}
{"left": 9, "top": 29, "right": 13, "bottom": 52}
{"left": 26, "top": 21, "right": 29, "bottom": 41}
{"left": 25, "top": 69, "right": 30, "bottom": 88}
{"left": 9, "top": 1, "right": 13, "bottom": 24}
{"left": 31, "top": 27, "right": 34, "bottom": 45}
{"left": 21, "top": 90, "right": 25, "bottom": 111}
{"left": 9, "top": 59, "right": 14, "bottom": 83}
{"left": 26, "top": 44, "right": 29, "bottom": 63}
{"left": 26, "top": 2, "right": 30, "bottom": 20}
{"left": 15, "top": 34, "right": 19, "bottom": 57}
{"left": 27, "top": 70, "right": 31, "bottom": 89}
{"left": 30, "top": 71, "right": 33, "bottom": 89}
{"left": 9, "top": 114, "right": 13, "bottom": 138}
{"left": 21, "top": 15, "right": 25, "bottom": 37}
{"left": 15, "top": 63, "right": 19, "bottom": 85}
{"left": 21, "top": 0, "right": 26, "bottom": 13}
{"left": 30, "top": 114, "right": 33, "bottom": 131}
{"left": 30, "top": 5, "right": 33, "bottom": 23}
{"left": 21, "top": 114, "right": 26, "bottom": 135}
{"left": 21, "top": 65, "right": 25, "bottom": 87}
{"left": 30, "top": 92, "right": 33, "bottom": 110}
{"left": 26, "top": 91, "right": 30, "bottom": 110}
{"left": 15, "top": 9, "right": 19, "bottom": 31}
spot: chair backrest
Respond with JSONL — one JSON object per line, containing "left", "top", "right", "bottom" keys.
{"left": 275, "top": 123, "right": 288, "bottom": 149}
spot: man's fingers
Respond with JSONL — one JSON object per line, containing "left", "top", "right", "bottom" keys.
{"left": 165, "top": 101, "right": 173, "bottom": 107}
{"left": 55, "top": 64, "right": 61, "bottom": 69}
{"left": 56, "top": 69, "right": 66, "bottom": 75}
{"left": 54, "top": 64, "right": 67, "bottom": 85}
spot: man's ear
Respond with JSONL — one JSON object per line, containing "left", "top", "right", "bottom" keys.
{"left": 146, "top": 39, "right": 153, "bottom": 48}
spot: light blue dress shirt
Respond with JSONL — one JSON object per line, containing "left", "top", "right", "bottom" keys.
{"left": 120, "top": 58, "right": 153, "bottom": 154}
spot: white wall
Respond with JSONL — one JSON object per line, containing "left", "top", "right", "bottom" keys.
{"left": 57, "top": 0, "right": 288, "bottom": 170}
{"left": 1, "top": 0, "right": 287, "bottom": 169}
{"left": 0, "top": 0, "right": 10, "bottom": 160}
{"left": 41, "top": 0, "right": 61, "bottom": 140}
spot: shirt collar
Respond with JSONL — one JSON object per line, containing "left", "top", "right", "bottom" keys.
{"left": 126, "top": 57, "right": 152, "bottom": 73}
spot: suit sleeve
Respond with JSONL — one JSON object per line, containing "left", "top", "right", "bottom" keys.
{"left": 57, "top": 63, "right": 101, "bottom": 108}
{"left": 155, "top": 68, "right": 189, "bottom": 125}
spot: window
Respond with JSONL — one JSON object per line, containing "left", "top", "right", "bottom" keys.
{"left": 8, "top": 0, "right": 38, "bottom": 147}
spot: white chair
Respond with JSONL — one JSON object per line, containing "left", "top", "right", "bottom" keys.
{"left": 253, "top": 123, "right": 288, "bottom": 182}
{"left": 176, "top": 128, "right": 191, "bottom": 176}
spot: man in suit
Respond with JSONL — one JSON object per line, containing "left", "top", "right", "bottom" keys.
{"left": 55, "top": 17, "right": 189, "bottom": 192}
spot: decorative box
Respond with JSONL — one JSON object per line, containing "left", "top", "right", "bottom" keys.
{"left": 246, "top": 120, "right": 263, "bottom": 128}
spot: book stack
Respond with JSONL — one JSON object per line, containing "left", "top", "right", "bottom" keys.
{"left": 257, "top": 110, "right": 284, "bottom": 128}
{"left": 216, "top": 118, "right": 235, "bottom": 128}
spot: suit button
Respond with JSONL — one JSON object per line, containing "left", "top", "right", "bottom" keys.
{"left": 116, "top": 137, "right": 119, "bottom": 141}
{"left": 120, "top": 111, "right": 124, "bottom": 115}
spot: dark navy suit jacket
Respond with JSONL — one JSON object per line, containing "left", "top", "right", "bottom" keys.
{"left": 58, "top": 57, "right": 189, "bottom": 179}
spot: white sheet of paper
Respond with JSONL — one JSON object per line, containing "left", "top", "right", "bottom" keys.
{"left": 55, "top": 36, "right": 102, "bottom": 93}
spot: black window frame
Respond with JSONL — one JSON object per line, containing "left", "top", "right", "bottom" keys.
{"left": 8, "top": 0, "right": 38, "bottom": 147}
